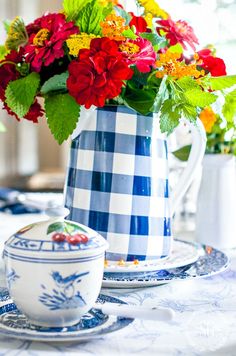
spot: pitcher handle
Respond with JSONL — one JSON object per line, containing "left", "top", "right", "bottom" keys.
{"left": 170, "top": 118, "right": 206, "bottom": 216}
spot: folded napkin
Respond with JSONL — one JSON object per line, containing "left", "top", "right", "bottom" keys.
{"left": 0, "top": 188, "right": 42, "bottom": 214}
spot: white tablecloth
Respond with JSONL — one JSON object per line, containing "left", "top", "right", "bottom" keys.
{"left": 0, "top": 212, "right": 236, "bottom": 356}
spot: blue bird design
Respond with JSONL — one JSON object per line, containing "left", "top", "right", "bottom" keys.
{"left": 39, "top": 270, "right": 89, "bottom": 310}
{"left": 51, "top": 271, "right": 89, "bottom": 289}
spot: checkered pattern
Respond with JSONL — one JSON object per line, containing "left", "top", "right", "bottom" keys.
{"left": 64, "top": 106, "right": 172, "bottom": 261}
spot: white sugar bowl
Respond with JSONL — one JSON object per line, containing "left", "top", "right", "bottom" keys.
{"left": 3, "top": 208, "right": 108, "bottom": 328}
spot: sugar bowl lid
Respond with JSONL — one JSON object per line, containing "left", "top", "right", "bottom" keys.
{"left": 4, "top": 207, "right": 108, "bottom": 259}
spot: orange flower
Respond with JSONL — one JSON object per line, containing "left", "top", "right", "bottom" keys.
{"left": 119, "top": 42, "right": 140, "bottom": 55}
{"left": 199, "top": 107, "right": 217, "bottom": 133}
{"left": 155, "top": 51, "right": 204, "bottom": 79}
{"left": 100, "top": 13, "right": 129, "bottom": 41}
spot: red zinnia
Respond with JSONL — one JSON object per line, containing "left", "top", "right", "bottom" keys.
{"left": 129, "top": 13, "right": 148, "bottom": 33}
{"left": 0, "top": 48, "right": 44, "bottom": 122}
{"left": 67, "top": 37, "right": 133, "bottom": 109}
{"left": 120, "top": 37, "right": 156, "bottom": 73}
{"left": 25, "top": 13, "right": 78, "bottom": 72}
{"left": 0, "top": 49, "right": 23, "bottom": 101}
{"left": 197, "top": 49, "right": 226, "bottom": 77}
{"left": 3, "top": 98, "right": 44, "bottom": 123}
{"left": 156, "top": 18, "right": 199, "bottom": 51}
{"left": 24, "top": 99, "right": 44, "bottom": 123}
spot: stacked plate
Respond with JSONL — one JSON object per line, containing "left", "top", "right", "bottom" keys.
{"left": 102, "top": 239, "right": 229, "bottom": 288}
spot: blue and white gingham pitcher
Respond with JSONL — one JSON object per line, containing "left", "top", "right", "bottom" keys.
{"left": 64, "top": 106, "right": 205, "bottom": 262}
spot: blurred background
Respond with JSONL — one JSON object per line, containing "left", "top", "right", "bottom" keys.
{"left": 0, "top": 0, "right": 64, "bottom": 190}
{"left": 0, "top": 0, "right": 235, "bottom": 192}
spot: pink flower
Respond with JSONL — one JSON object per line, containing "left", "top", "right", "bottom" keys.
{"left": 120, "top": 37, "right": 156, "bottom": 73}
{"left": 156, "top": 18, "right": 199, "bottom": 51}
{"left": 25, "top": 13, "right": 78, "bottom": 72}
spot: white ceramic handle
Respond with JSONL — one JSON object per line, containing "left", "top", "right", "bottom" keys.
{"left": 170, "top": 118, "right": 206, "bottom": 215}
{"left": 96, "top": 303, "right": 175, "bottom": 322}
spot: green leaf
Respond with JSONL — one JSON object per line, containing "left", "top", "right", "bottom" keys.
{"left": 76, "top": 0, "right": 103, "bottom": 35}
{"left": 63, "top": 0, "right": 91, "bottom": 21}
{"left": 172, "top": 145, "right": 191, "bottom": 161}
{"left": 103, "top": 2, "right": 113, "bottom": 17}
{"left": 0, "top": 45, "right": 9, "bottom": 60}
{"left": 160, "top": 99, "right": 181, "bottom": 134}
{"left": 209, "top": 75, "right": 236, "bottom": 90}
{"left": 129, "top": 66, "right": 149, "bottom": 87}
{"left": 140, "top": 32, "right": 166, "bottom": 49}
{"left": 181, "top": 103, "right": 197, "bottom": 122}
{"left": 147, "top": 74, "right": 162, "bottom": 88}
{"left": 47, "top": 222, "right": 65, "bottom": 235}
{"left": 184, "top": 89, "right": 217, "bottom": 107}
{"left": 176, "top": 77, "right": 200, "bottom": 92}
{"left": 41, "top": 72, "right": 69, "bottom": 95}
{"left": 45, "top": 93, "right": 81, "bottom": 144}
{"left": 3, "top": 20, "right": 11, "bottom": 34}
{"left": 5, "top": 17, "right": 28, "bottom": 50}
{"left": 47, "top": 221, "right": 87, "bottom": 235}
{"left": 168, "top": 43, "right": 183, "bottom": 54}
{"left": 5, "top": 72, "right": 40, "bottom": 118}
{"left": 0, "top": 122, "right": 6, "bottom": 132}
{"left": 65, "top": 222, "right": 87, "bottom": 234}
{"left": 152, "top": 75, "right": 169, "bottom": 112}
{"left": 124, "top": 86, "right": 156, "bottom": 115}
{"left": 222, "top": 89, "right": 236, "bottom": 123}
{"left": 122, "top": 28, "right": 137, "bottom": 40}
{"left": 16, "top": 62, "right": 30, "bottom": 77}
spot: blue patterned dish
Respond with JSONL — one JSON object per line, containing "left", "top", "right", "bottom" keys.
{"left": 0, "top": 289, "right": 133, "bottom": 342}
{"left": 3, "top": 207, "right": 109, "bottom": 328}
{"left": 103, "top": 244, "right": 230, "bottom": 288}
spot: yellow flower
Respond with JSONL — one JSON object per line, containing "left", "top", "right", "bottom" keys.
{"left": 155, "top": 51, "right": 204, "bottom": 79}
{"left": 66, "top": 33, "right": 99, "bottom": 56}
{"left": 199, "top": 107, "right": 217, "bottom": 133}
{"left": 137, "top": 0, "right": 169, "bottom": 19}
{"left": 144, "top": 13, "right": 154, "bottom": 28}
{"left": 100, "top": 13, "right": 129, "bottom": 41}
{"left": 99, "top": 0, "right": 118, "bottom": 6}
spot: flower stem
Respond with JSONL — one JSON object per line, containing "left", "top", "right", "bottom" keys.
{"left": 0, "top": 61, "right": 17, "bottom": 67}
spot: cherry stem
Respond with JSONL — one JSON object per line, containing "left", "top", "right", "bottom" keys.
{"left": 63, "top": 223, "right": 73, "bottom": 236}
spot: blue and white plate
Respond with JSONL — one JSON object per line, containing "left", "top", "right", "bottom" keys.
{"left": 0, "top": 289, "right": 133, "bottom": 342}
{"left": 103, "top": 244, "right": 229, "bottom": 288}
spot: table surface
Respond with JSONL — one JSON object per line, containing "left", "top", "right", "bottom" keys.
{"left": 0, "top": 212, "right": 236, "bottom": 356}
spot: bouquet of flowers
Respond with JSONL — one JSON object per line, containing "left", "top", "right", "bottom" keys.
{"left": 0, "top": 0, "right": 236, "bottom": 143}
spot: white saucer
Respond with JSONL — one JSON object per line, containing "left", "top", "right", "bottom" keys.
{"left": 0, "top": 290, "right": 133, "bottom": 342}
{"left": 105, "top": 240, "right": 201, "bottom": 273}
{"left": 102, "top": 243, "right": 229, "bottom": 288}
